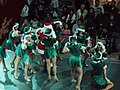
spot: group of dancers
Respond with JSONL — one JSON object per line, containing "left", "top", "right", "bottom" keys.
{"left": 0, "top": 20, "right": 114, "bottom": 90}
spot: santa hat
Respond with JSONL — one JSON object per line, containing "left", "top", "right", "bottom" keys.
{"left": 43, "top": 22, "right": 56, "bottom": 38}
{"left": 77, "top": 25, "right": 85, "bottom": 32}
{"left": 44, "top": 22, "right": 53, "bottom": 30}
{"left": 12, "top": 23, "right": 19, "bottom": 31}
{"left": 24, "top": 26, "right": 32, "bottom": 34}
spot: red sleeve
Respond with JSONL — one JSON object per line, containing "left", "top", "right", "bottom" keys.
{"left": 39, "top": 33, "right": 45, "bottom": 40}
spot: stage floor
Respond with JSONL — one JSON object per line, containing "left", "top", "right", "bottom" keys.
{"left": 0, "top": 51, "right": 120, "bottom": 90}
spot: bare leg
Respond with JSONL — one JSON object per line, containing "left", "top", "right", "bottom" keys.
{"left": 10, "top": 53, "right": 17, "bottom": 68}
{"left": 57, "top": 49, "right": 63, "bottom": 60}
{"left": 46, "top": 59, "right": 51, "bottom": 80}
{"left": 29, "top": 64, "right": 36, "bottom": 73}
{"left": 52, "top": 56, "right": 58, "bottom": 81}
{"left": 103, "top": 67, "right": 107, "bottom": 77}
{"left": 24, "top": 63, "right": 30, "bottom": 81}
{"left": 102, "top": 81, "right": 114, "bottom": 90}
{"left": 83, "top": 51, "right": 90, "bottom": 67}
{"left": 71, "top": 66, "right": 76, "bottom": 82}
{"left": 1, "top": 58, "right": 9, "bottom": 71}
{"left": 14, "top": 56, "right": 21, "bottom": 79}
{"left": 76, "top": 67, "right": 83, "bottom": 90}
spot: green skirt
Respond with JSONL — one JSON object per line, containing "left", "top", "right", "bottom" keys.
{"left": 56, "top": 41, "right": 62, "bottom": 49}
{"left": 6, "top": 39, "right": 16, "bottom": 51}
{"left": 45, "top": 47, "right": 57, "bottom": 59}
{"left": 22, "top": 53, "right": 33, "bottom": 65}
{"left": 91, "top": 74, "right": 107, "bottom": 86}
{"left": 68, "top": 55, "right": 82, "bottom": 68}
{"left": 15, "top": 44, "right": 25, "bottom": 57}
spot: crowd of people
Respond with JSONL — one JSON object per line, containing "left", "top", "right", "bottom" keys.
{"left": 0, "top": 0, "right": 120, "bottom": 90}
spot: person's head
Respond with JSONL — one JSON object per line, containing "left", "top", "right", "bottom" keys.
{"left": 77, "top": 19, "right": 82, "bottom": 25}
{"left": 77, "top": 25, "right": 85, "bottom": 34}
{"left": 80, "top": 4, "right": 85, "bottom": 10}
{"left": 24, "top": 35, "right": 31, "bottom": 42}
{"left": 64, "top": 23, "right": 68, "bottom": 29}
{"left": 117, "top": 1, "right": 120, "bottom": 10}
{"left": 96, "top": 42, "right": 105, "bottom": 52}
{"left": 97, "top": 7, "right": 102, "bottom": 14}
{"left": 63, "top": 6, "right": 68, "bottom": 12}
{"left": 111, "top": 0, "right": 116, "bottom": 7}
{"left": 89, "top": 8, "right": 95, "bottom": 14}
{"left": 95, "top": 0, "right": 100, "bottom": 6}
{"left": 23, "top": 19, "right": 29, "bottom": 25}
{"left": 110, "top": 14, "right": 115, "bottom": 20}
{"left": 69, "top": 36, "right": 77, "bottom": 45}
{"left": 69, "top": 9, "right": 74, "bottom": 15}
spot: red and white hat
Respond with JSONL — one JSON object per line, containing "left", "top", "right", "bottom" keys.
{"left": 43, "top": 22, "right": 56, "bottom": 38}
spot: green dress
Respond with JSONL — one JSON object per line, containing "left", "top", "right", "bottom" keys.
{"left": 15, "top": 43, "right": 25, "bottom": 57}
{"left": 6, "top": 31, "right": 16, "bottom": 51}
{"left": 66, "top": 43, "right": 83, "bottom": 68}
{"left": 55, "top": 27, "right": 62, "bottom": 49}
{"left": 0, "top": 46, "right": 6, "bottom": 59}
{"left": 91, "top": 51, "right": 108, "bottom": 86}
{"left": 42, "top": 37, "right": 57, "bottom": 59}
{"left": 22, "top": 43, "right": 34, "bottom": 64}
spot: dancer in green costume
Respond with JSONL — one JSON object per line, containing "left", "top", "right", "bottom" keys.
{"left": 41, "top": 28, "right": 58, "bottom": 81}
{"left": 0, "top": 46, "right": 9, "bottom": 72}
{"left": 90, "top": 42, "right": 114, "bottom": 90}
{"left": 62, "top": 36, "right": 86, "bottom": 90}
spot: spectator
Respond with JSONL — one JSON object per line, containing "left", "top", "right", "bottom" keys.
{"left": 51, "top": 0, "right": 59, "bottom": 16}
{"left": 72, "top": 19, "right": 83, "bottom": 34}
{"left": 76, "top": 4, "right": 88, "bottom": 21}
{"left": 92, "top": 0, "right": 104, "bottom": 16}
{"left": 35, "top": 0, "right": 45, "bottom": 21}
{"left": 66, "top": 9, "right": 76, "bottom": 30}
{"left": 20, "top": 3, "right": 29, "bottom": 26}
{"left": 61, "top": 23, "right": 71, "bottom": 44}
{"left": 85, "top": 7, "right": 96, "bottom": 39}
{"left": 61, "top": 6, "right": 69, "bottom": 23}
{"left": 95, "top": 7, "right": 104, "bottom": 36}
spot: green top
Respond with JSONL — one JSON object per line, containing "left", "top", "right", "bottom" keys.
{"left": 55, "top": 27, "right": 62, "bottom": 38}
{"left": 66, "top": 43, "right": 83, "bottom": 57}
{"left": 77, "top": 32, "right": 89, "bottom": 44}
{"left": 42, "top": 37, "right": 56, "bottom": 48}
{"left": 8, "top": 31, "right": 14, "bottom": 41}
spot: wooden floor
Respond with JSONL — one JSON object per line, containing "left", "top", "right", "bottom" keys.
{"left": 0, "top": 50, "right": 120, "bottom": 90}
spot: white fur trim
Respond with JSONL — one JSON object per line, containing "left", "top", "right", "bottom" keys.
{"left": 103, "top": 57, "right": 107, "bottom": 60}
{"left": 12, "top": 23, "right": 19, "bottom": 31}
{"left": 77, "top": 28, "right": 85, "bottom": 32}
{"left": 86, "top": 36, "right": 90, "bottom": 40}
{"left": 36, "top": 46, "right": 44, "bottom": 54}
{"left": 12, "top": 31, "right": 19, "bottom": 37}
{"left": 54, "top": 21, "right": 62, "bottom": 26}
{"left": 103, "top": 65, "right": 107, "bottom": 69}
{"left": 95, "top": 52, "right": 103, "bottom": 60}
{"left": 35, "top": 28, "right": 43, "bottom": 35}
{"left": 93, "top": 60, "right": 100, "bottom": 63}
{"left": 25, "top": 27, "right": 32, "bottom": 33}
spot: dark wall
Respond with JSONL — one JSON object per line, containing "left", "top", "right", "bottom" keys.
{"left": 0, "top": 0, "right": 26, "bottom": 45}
